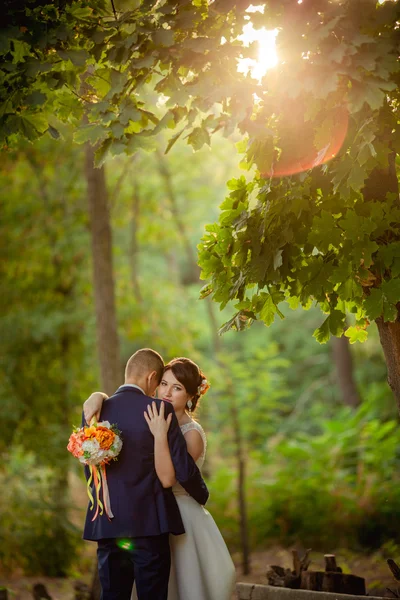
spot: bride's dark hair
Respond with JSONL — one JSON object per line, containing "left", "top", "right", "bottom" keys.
{"left": 163, "top": 357, "right": 209, "bottom": 414}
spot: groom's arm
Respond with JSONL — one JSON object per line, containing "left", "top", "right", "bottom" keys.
{"left": 165, "top": 404, "right": 209, "bottom": 505}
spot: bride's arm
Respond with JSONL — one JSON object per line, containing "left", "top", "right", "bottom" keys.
{"left": 182, "top": 429, "right": 204, "bottom": 463}
{"left": 145, "top": 402, "right": 175, "bottom": 488}
{"left": 145, "top": 403, "right": 205, "bottom": 488}
{"left": 83, "top": 392, "right": 108, "bottom": 424}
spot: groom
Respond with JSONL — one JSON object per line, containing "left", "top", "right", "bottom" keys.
{"left": 83, "top": 348, "right": 209, "bottom": 600}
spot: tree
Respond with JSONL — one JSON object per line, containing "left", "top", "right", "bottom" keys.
{"left": 331, "top": 334, "right": 361, "bottom": 408}
{"left": 2, "top": 0, "right": 400, "bottom": 408}
{"left": 85, "top": 146, "right": 122, "bottom": 395}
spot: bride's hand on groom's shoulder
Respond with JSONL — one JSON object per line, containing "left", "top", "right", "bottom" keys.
{"left": 144, "top": 401, "right": 172, "bottom": 438}
{"left": 83, "top": 391, "right": 108, "bottom": 424}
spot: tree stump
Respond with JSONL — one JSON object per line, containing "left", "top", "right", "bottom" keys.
{"left": 301, "top": 572, "right": 324, "bottom": 591}
{"left": 301, "top": 571, "right": 365, "bottom": 594}
{"left": 323, "top": 572, "right": 366, "bottom": 594}
{"left": 267, "top": 549, "right": 311, "bottom": 589}
{"left": 324, "top": 554, "right": 342, "bottom": 573}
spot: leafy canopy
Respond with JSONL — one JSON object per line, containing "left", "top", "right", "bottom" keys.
{"left": 1, "top": 0, "right": 400, "bottom": 342}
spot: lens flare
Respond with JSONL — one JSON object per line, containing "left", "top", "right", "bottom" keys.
{"left": 261, "top": 103, "right": 349, "bottom": 178}
{"left": 117, "top": 539, "right": 135, "bottom": 551}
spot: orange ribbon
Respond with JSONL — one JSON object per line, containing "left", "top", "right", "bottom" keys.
{"left": 87, "top": 464, "right": 113, "bottom": 522}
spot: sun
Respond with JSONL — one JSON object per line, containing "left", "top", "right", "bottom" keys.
{"left": 237, "top": 23, "right": 278, "bottom": 81}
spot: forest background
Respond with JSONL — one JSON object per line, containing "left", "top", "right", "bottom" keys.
{"left": 1, "top": 0, "right": 400, "bottom": 594}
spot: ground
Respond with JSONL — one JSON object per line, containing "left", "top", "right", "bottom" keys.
{"left": 2, "top": 476, "right": 398, "bottom": 599}
{"left": 1, "top": 546, "right": 398, "bottom": 600}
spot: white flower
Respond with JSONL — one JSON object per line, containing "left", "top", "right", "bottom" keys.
{"left": 82, "top": 439, "right": 100, "bottom": 453}
{"left": 110, "top": 436, "right": 123, "bottom": 456}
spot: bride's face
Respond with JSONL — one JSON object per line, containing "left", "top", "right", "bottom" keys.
{"left": 158, "top": 369, "right": 193, "bottom": 413}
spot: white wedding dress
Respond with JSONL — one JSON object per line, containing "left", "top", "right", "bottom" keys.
{"left": 132, "top": 420, "right": 236, "bottom": 600}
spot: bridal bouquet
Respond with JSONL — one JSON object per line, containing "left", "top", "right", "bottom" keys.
{"left": 67, "top": 421, "right": 122, "bottom": 521}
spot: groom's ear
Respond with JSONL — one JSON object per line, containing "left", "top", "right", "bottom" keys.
{"left": 148, "top": 370, "right": 158, "bottom": 386}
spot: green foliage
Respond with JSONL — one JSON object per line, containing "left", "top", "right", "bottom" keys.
{"left": 2, "top": 0, "right": 399, "bottom": 341}
{"left": 209, "top": 397, "right": 400, "bottom": 551}
{"left": 0, "top": 135, "right": 95, "bottom": 461}
{"left": 0, "top": 447, "right": 80, "bottom": 575}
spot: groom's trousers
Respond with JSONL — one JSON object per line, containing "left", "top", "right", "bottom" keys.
{"left": 97, "top": 535, "right": 170, "bottom": 600}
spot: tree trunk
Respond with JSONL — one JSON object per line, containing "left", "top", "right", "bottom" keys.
{"left": 85, "top": 144, "right": 122, "bottom": 395}
{"left": 130, "top": 179, "right": 142, "bottom": 304}
{"left": 229, "top": 387, "right": 251, "bottom": 575}
{"left": 376, "top": 314, "right": 400, "bottom": 411}
{"left": 331, "top": 334, "right": 361, "bottom": 407}
{"left": 363, "top": 146, "right": 400, "bottom": 412}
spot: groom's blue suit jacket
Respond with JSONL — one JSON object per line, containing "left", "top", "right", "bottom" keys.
{"left": 83, "top": 385, "right": 209, "bottom": 541}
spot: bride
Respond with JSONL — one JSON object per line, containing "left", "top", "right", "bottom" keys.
{"left": 83, "top": 357, "right": 236, "bottom": 600}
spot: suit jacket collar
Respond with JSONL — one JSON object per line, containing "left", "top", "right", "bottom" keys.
{"left": 117, "top": 384, "right": 145, "bottom": 395}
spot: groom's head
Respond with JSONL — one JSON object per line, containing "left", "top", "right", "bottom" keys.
{"left": 125, "top": 348, "right": 164, "bottom": 397}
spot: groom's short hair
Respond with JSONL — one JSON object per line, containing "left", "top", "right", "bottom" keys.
{"left": 125, "top": 348, "right": 164, "bottom": 383}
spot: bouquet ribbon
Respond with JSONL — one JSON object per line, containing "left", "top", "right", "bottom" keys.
{"left": 87, "top": 464, "right": 113, "bottom": 521}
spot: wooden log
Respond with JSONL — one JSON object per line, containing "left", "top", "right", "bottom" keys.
{"left": 301, "top": 571, "right": 365, "bottom": 594}
{"left": 322, "top": 572, "right": 366, "bottom": 595}
{"left": 266, "top": 565, "right": 286, "bottom": 586}
{"left": 292, "top": 550, "right": 301, "bottom": 576}
{"left": 324, "top": 554, "right": 342, "bottom": 572}
{"left": 300, "top": 549, "right": 312, "bottom": 572}
{"left": 388, "top": 559, "right": 400, "bottom": 582}
{"left": 284, "top": 573, "right": 301, "bottom": 589}
{"left": 300, "top": 571, "right": 324, "bottom": 591}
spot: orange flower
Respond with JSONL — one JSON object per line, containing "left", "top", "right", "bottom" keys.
{"left": 84, "top": 426, "right": 97, "bottom": 438}
{"left": 67, "top": 431, "right": 84, "bottom": 458}
{"left": 95, "top": 428, "right": 115, "bottom": 450}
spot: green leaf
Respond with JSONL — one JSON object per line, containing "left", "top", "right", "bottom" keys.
{"left": 381, "top": 279, "right": 400, "bottom": 305}
{"left": 345, "top": 326, "right": 368, "bottom": 344}
{"left": 329, "top": 310, "right": 346, "bottom": 336}
{"left": 73, "top": 123, "right": 107, "bottom": 145}
{"left": 25, "top": 91, "right": 47, "bottom": 106}
{"left": 347, "top": 163, "right": 367, "bottom": 192}
{"left": 165, "top": 128, "right": 186, "bottom": 154}
{"left": 383, "top": 301, "right": 397, "bottom": 323}
{"left": 313, "top": 317, "right": 330, "bottom": 344}
{"left": 260, "top": 294, "right": 276, "bottom": 327}
{"left": 94, "top": 138, "right": 112, "bottom": 168}
{"left": 199, "top": 283, "right": 213, "bottom": 299}
{"left": 153, "top": 29, "right": 175, "bottom": 47}
{"left": 10, "top": 39, "right": 31, "bottom": 63}
{"left": 57, "top": 49, "right": 90, "bottom": 67}
{"left": 187, "top": 127, "right": 210, "bottom": 151}
{"left": 364, "top": 288, "right": 383, "bottom": 321}
{"left": 287, "top": 296, "right": 299, "bottom": 310}
{"left": 22, "top": 113, "right": 49, "bottom": 134}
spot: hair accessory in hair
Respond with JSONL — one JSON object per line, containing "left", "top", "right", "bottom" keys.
{"left": 197, "top": 378, "right": 210, "bottom": 396}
